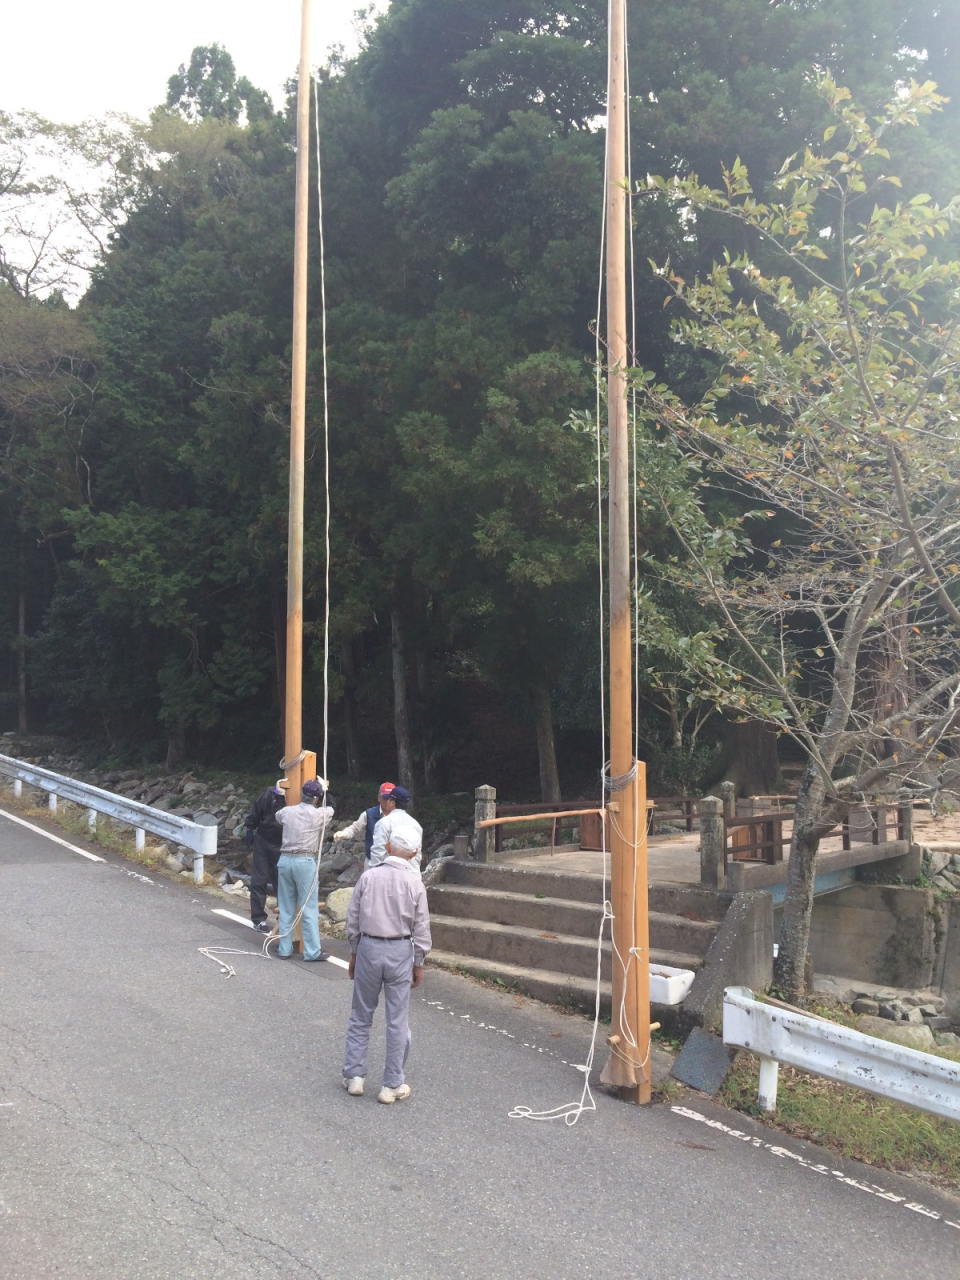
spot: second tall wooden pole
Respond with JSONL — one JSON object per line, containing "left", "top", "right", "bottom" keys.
{"left": 600, "top": 0, "right": 651, "bottom": 1104}
{"left": 283, "top": 0, "right": 313, "bottom": 806}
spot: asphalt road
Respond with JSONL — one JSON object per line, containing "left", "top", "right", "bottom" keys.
{"left": 2, "top": 806, "right": 959, "bottom": 1279}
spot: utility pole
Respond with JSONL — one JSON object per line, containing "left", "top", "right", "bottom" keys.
{"left": 283, "top": 0, "right": 317, "bottom": 804}
{"left": 599, "top": 0, "right": 651, "bottom": 1104}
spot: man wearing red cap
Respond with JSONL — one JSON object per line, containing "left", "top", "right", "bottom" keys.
{"left": 368, "top": 785, "right": 422, "bottom": 874}
{"left": 332, "top": 782, "right": 401, "bottom": 866}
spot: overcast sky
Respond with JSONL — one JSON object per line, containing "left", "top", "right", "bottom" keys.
{"left": 4, "top": 0, "right": 381, "bottom": 123}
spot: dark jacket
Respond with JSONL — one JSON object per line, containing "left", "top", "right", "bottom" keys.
{"left": 244, "top": 787, "right": 286, "bottom": 850}
{"left": 364, "top": 804, "right": 383, "bottom": 859}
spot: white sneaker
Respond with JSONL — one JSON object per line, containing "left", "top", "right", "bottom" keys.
{"left": 377, "top": 1083, "right": 411, "bottom": 1105}
{"left": 342, "top": 1076, "right": 364, "bottom": 1096}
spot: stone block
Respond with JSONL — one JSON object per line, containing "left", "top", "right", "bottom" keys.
{"left": 924, "top": 1016, "right": 952, "bottom": 1031}
{"left": 851, "top": 998, "right": 879, "bottom": 1015}
{"left": 325, "top": 887, "right": 354, "bottom": 923}
{"left": 926, "top": 848, "right": 951, "bottom": 877}
{"left": 856, "top": 1015, "right": 936, "bottom": 1051}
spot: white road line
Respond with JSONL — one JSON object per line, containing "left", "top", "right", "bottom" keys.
{"left": 0, "top": 807, "right": 106, "bottom": 862}
{"left": 212, "top": 908, "right": 255, "bottom": 928}
{"left": 671, "top": 1105, "right": 960, "bottom": 1231}
{"left": 210, "top": 908, "right": 350, "bottom": 969}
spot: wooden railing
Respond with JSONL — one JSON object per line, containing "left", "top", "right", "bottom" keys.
{"left": 725, "top": 814, "right": 786, "bottom": 866}
{"left": 493, "top": 801, "right": 593, "bottom": 853}
{"left": 841, "top": 804, "right": 908, "bottom": 849}
{"left": 725, "top": 803, "right": 910, "bottom": 867}
{"left": 492, "top": 794, "right": 701, "bottom": 852}
{"left": 648, "top": 795, "right": 699, "bottom": 834}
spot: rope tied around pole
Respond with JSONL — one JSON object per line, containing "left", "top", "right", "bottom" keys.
{"left": 601, "top": 758, "right": 638, "bottom": 793}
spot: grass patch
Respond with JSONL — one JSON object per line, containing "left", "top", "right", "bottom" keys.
{"left": 2, "top": 787, "right": 219, "bottom": 885}
{"left": 721, "top": 1052, "right": 960, "bottom": 1189}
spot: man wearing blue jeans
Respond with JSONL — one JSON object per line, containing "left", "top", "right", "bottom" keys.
{"left": 342, "top": 832, "right": 432, "bottom": 1103}
{"left": 274, "top": 779, "right": 334, "bottom": 961}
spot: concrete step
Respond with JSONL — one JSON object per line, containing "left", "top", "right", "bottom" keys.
{"left": 429, "top": 914, "right": 703, "bottom": 983}
{"left": 427, "top": 884, "right": 718, "bottom": 955}
{"left": 443, "top": 860, "right": 730, "bottom": 921}
{"left": 428, "top": 948, "right": 611, "bottom": 1013}
{"left": 427, "top": 951, "right": 680, "bottom": 1020}
{"left": 445, "top": 860, "right": 604, "bottom": 903}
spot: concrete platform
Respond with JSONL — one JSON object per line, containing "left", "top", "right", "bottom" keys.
{"left": 494, "top": 833, "right": 702, "bottom": 883}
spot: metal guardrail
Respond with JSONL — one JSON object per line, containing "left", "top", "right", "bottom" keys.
{"left": 0, "top": 753, "right": 217, "bottom": 882}
{"left": 723, "top": 985, "right": 960, "bottom": 1121}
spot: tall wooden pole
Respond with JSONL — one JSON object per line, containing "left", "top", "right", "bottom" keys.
{"left": 600, "top": 0, "right": 651, "bottom": 1103}
{"left": 283, "top": 0, "right": 312, "bottom": 805}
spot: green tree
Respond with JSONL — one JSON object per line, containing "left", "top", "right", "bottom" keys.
{"left": 635, "top": 77, "right": 960, "bottom": 997}
{"left": 165, "top": 44, "right": 275, "bottom": 124}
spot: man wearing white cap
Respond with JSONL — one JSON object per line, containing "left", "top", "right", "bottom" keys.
{"left": 342, "top": 828, "right": 432, "bottom": 1103}
{"left": 367, "top": 785, "right": 422, "bottom": 874}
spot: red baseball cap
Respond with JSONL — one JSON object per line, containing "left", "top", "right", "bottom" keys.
{"left": 378, "top": 782, "right": 397, "bottom": 797}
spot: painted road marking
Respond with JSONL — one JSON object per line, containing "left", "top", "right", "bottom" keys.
{"left": 672, "top": 1105, "right": 960, "bottom": 1232}
{"left": 0, "top": 807, "right": 106, "bottom": 862}
{"left": 210, "top": 907, "right": 350, "bottom": 969}
{"left": 212, "top": 908, "right": 255, "bottom": 928}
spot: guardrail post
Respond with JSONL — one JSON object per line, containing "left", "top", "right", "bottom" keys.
{"left": 135, "top": 828, "right": 145, "bottom": 852}
{"left": 757, "top": 1057, "right": 779, "bottom": 1112}
{"left": 193, "top": 854, "right": 204, "bottom": 884}
{"left": 474, "top": 785, "right": 496, "bottom": 863}
{"left": 88, "top": 808, "right": 97, "bottom": 834}
{"left": 699, "top": 796, "right": 725, "bottom": 889}
{"left": 13, "top": 779, "right": 21, "bottom": 799}
{"left": 48, "top": 792, "right": 58, "bottom": 813}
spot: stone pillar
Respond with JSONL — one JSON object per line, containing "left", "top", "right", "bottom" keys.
{"left": 473, "top": 785, "right": 496, "bottom": 864}
{"left": 699, "top": 795, "right": 726, "bottom": 890}
{"left": 453, "top": 834, "right": 469, "bottom": 861}
{"left": 719, "top": 781, "right": 735, "bottom": 823}
{"left": 899, "top": 801, "right": 914, "bottom": 846}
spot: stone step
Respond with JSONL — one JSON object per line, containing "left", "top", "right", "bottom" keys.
{"left": 445, "top": 860, "right": 605, "bottom": 903}
{"left": 427, "top": 951, "right": 681, "bottom": 1020}
{"left": 428, "top": 949, "right": 612, "bottom": 1013}
{"left": 428, "top": 914, "right": 703, "bottom": 982}
{"left": 443, "top": 860, "right": 730, "bottom": 921}
{"left": 427, "top": 884, "right": 718, "bottom": 954}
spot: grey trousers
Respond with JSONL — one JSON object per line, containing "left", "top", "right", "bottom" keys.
{"left": 343, "top": 937, "right": 413, "bottom": 1088}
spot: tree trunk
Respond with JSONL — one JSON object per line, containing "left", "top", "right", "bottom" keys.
{"left": 17, "top": 589, "right": 27, "bottom": 733}
{"left": 532, "top": 684, "right": 561, "bottom": 804}
{"left": 415, "top": 647, "right": 440, "bottom": 794}
{"left": 720, "top": 720, "right": 783, "bottom": 796}
{"left": 165, "top": 729, "right": 185, "bottom": 771}
{"left": 773, "top": 761, "right": 826, "bottom": 999}
{"left": 666, "top": 694, "right": 681, "bottom": 750}
{"left": 391, "top": 607, "right": 416, "bottom": 791}
{"left": 341, "top": 638, "right": 361, "bottom": 783}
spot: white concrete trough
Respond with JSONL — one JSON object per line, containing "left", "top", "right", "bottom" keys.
{"left": 650, "top": 964, "right": 696, "bottom": 1006}
{"left": 723, "top": 985, "right": 960, "bottom": 1121}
